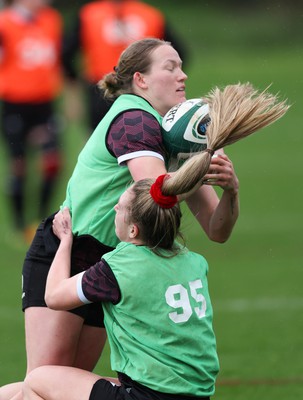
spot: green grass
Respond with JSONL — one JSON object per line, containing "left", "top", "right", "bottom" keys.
{"left": 1, "top": 3, "right": 303, "bottom": 399}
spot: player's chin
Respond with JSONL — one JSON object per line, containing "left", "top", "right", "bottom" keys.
{"left": 175, "top": 91, "right": 186, "bottom": 103}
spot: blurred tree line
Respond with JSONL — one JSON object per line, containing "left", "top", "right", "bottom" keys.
{"left": 55, "top": 0, "right": 303, "bottom": 11}
{"left": 53, "top": 0, "right": 302, "bottom": 48}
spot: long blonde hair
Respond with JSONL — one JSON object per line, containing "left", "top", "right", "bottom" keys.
{"left": 162, "top": 82, "right": 289, "bottom": 195}
{"left": 126, "top": 83, "right": 289, "bottom": 256}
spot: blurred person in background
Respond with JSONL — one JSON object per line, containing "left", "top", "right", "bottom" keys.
{"left": 62, "top": 0, "right": 188, "bottom": 132}
{"left": 0, "top": 0, "right": 63, "bottom": 240}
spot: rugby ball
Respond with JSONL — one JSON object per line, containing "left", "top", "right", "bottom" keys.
{"left": 162, "top": 98, "right": 211, "bottom": 157}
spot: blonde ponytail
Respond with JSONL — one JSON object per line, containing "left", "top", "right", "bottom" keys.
{"left": 162, "top": 82, "right": 289, "bottom": 196}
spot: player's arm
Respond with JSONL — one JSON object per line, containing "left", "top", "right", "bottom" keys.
{"left": 45, "top": 208, "right": 82, "bottom": 310}
{"left": 109, "top": 110, "right": 168, "bottom": 180}
{"left": 111, "top": 110, "right": 239, "bottom": 242}
{"left": 127, "top": 157, "right": 203, "bottom": 199}
{"left": 128, "top": 153, "right": 239, "bottom": 243}
{"left": 127, "top": 156, "right": 167, "bottom": 181}
{"left": 125, "top": 137, "right": 239, "bottom": 242}
{"left": 127, "top": 147, "right": 239, "bottom": 243}
{"left": 186, "top": 153, "right": 239, "bottom": 243}
{"left": 46, "top": 209, "right": 120, "bottom": 309}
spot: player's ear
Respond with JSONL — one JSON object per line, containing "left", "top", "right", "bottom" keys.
{"left": 133, "top": 72, "right": 147, "bottom": 89}
{"left": 128, "top": 223, "right": 139, "bottom": 239}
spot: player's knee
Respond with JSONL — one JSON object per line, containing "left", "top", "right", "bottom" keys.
{"left": 41, "top": 151, "right": 62, "bottom": 179}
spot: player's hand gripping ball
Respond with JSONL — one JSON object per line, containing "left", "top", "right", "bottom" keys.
{"left": 161, "top": 99, "right": 211, "bottom": 157}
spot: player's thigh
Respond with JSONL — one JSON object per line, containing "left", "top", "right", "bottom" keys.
{"left": 24, "top": 366, "right": 103, "bottom": 400}
{"left": 74, "top": 325, "right": 107, "bottom": 371}
{"left": 24, "top": 307, "right": 84, "bottom": 372}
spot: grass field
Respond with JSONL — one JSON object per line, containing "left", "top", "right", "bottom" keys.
{"left": 0, "top": 2, "right": 302, "bottom": 399}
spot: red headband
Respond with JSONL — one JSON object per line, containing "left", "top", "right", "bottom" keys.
{"left": 150, "top": 174, "right": 178, "bottom": 209}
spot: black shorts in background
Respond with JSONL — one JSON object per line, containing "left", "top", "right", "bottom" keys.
{"left": 1, "top": 101, "right": 60, "bottom": 158}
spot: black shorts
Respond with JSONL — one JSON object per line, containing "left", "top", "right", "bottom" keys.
{"left": 1, "top": 101, "right": 60, "bottom": 158}
{"left": 90, "top": 377, "right": 211, "bottom": 400}
{"left": 89, "top": 380, "right": 131, "bottom": 400}
{"left": 22, "top": 213, "right": 114, "bottom": 327}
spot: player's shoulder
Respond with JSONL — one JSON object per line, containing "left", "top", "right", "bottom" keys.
{"left": 113, "top": 108, "right": 161, "bottom": 131}
{"left": 187, "top": 250, "right": 209, "bottom": 270}
{"left": 125, "top": 108, "right": 160, "bottom": 121}
{"left": 104, "top": 242, "right": 134, "bottom": 260}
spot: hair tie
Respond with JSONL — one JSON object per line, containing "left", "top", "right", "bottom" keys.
{"left": 150, "top": 175, "right": 178, "bottom": 209}
{"left": 204, "top": 148, "right": 215, "bottom": 156}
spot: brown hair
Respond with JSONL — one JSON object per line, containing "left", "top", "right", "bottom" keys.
{"left": 98, "top": 38, "right": 170, "bottom": 100}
